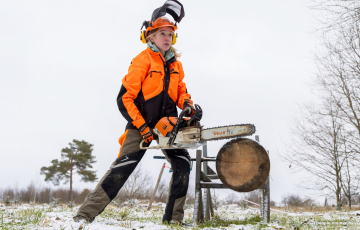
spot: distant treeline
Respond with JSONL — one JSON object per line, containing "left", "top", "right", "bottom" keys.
{"left": 8, "top": 182, "right": 360, "bottom": 209}
{"left": 0, "top": 183, "right": 91, "bottom": 204}
{"left": 0, "top": 181, "right": 171, "bottom": 205}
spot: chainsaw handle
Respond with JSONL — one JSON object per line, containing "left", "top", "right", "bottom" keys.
{"left": 188, "top": 104, "right": 202, "bottom": 123}
{"left": 167, "top": 108, "right": 190, "bottom": 146}
{"left": 175, "top": 108, "right": 189, "bottom": 130}
{"left": 182, "top": 107, "right": 190, "bottom": 117}
{"left": 139, "top": 140, "right": 148, "bottom": 150}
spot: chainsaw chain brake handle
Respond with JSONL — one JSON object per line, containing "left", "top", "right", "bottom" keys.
{"left": 167, "top": 104, "right": 202, "bottom": 146}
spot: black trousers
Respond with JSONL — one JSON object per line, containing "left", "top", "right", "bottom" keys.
{"left": 77, "top": 129, "right": 190, "bottom": 223}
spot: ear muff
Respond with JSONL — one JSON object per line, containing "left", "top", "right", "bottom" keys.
{"left": 171, "top": 33, "right": 177, "bottom": 45}
{"left": 140, "top": 31, "right": 146, "bottom": 44}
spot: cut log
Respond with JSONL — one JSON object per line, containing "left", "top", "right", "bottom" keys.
{"left": 216, "top": 138, "right": 270, "bottom": 192}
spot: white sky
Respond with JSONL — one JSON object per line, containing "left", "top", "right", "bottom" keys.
{"left": 0, "top": 0, "right": 318, "bottom": 204}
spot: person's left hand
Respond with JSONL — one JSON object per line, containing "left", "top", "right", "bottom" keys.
{"left": 183, "top": 101, "right": 195, "bottom": 117}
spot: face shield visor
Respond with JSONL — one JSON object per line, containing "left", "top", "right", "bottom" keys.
{"left": 151, "top": 0, "right": 185, "bottom": 24}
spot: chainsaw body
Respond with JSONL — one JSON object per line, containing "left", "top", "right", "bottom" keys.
{"left": 142, "top": 126, "right": 202, "bottom": 149}
{"left": 139, "top": 105, "right": 256, "bottom": 150}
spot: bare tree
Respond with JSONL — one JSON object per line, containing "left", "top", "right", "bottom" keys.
{"left": 155, "top": 180, "right": 169, "bottom": 203}
{"left": 283, "top": 99, "right": 348, "bottom": 209}
{"left": 26, "top": 181, "right": 37, "bottom": 203}
{"left": 314, "top": 18, "right": 360, "bottom": 209}
{"left": 122, "top": 163, "right": 152, "bottom": 200}
{"left": 224, "top": 193, "right": 238, "bottom": 205}
{"left": 310, "top": 0, "right": 360, "bottom": 32}
{"left": 339, "top": 145, "right": 360, "bottom": 209}
{"left": 284, "top": 2, "right": 360, "bottom": 209}
{"left": 315, "top": 24, "right": 360, "bottom": 137}
{"left": 211, "top": 189, "right": 222, "bottom": 210}
{"left": 281, "top": 194, "right": 303, "bottom": 207}
{"left": 281, "top": 194, "right": 315, "bottom": 207}
{"left": 245, "top": 190, "right": 261, "bottom": 206}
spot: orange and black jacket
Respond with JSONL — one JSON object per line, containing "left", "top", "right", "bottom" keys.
{"left": 117, "top": 47, "right": 193, "bottom": 130}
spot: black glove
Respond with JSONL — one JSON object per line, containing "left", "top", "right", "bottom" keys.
{"left": 139, "top": 123, "right": 158, "bottom": 143}
{"left": 183, "top": 100, "right": 195, "bottom": 117}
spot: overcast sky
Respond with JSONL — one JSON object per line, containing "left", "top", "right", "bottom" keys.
{"left": 0, "top": 0, "right": 318, "bottom": 203}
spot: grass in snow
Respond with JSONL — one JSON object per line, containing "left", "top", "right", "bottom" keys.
{"left": 195, "top": 214, "right": 263, "bottom": 228}
{"left": 2, "top": 202, "right": 360, "bottom": 229}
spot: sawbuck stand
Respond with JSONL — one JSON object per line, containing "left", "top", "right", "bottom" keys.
{"left": 152, "top": 135, "right": 270, "bottom": 224}
{"left": 193, "top": 135, "right": 270, "bottom": 224}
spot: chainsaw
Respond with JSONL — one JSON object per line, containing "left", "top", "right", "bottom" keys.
{"left": 140, "top": 104, "right": 256, "bottom": 149}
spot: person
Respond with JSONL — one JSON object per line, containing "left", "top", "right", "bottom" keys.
{"left": 74, "top": 2, "right": 196, "bottom": 225}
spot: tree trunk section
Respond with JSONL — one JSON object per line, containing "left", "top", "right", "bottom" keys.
{"left": 216, "top": 138, "right": 270, "bottom": 192}
{"left": 349, "top": 197, "right": 352, "bottom": 210}
{"left": 69, "top": 161, "right": 73, "bottom": 201}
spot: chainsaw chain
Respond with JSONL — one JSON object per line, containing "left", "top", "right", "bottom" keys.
{"left": 200, "top": 124, "right": 256, "bottom": 142}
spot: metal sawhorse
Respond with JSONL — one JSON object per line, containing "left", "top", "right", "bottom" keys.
{"left": 152, "top": 135, "right": 270, "bottom": 224}
{"left": 193, "top": 135, "right": 270, "bottom": 224}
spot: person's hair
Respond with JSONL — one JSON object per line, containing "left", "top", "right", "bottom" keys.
{"left": 146, "top": 29, "right": 182, "bottom": 59}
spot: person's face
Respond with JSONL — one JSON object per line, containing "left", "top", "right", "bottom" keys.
{"left": 150, "top": 27, "right": 174, "bottom": 55}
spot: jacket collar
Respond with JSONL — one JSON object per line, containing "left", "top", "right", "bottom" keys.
{"left": 147, "top": 42, "right": 175, "bottom": 62}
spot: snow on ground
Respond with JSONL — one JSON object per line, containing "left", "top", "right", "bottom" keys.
{"left": 2, "top": 202, "right": 360, "bottom": 229}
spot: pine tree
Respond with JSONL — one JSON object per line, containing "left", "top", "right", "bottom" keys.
{"left": 40, "top": 139, "right": 97, "bottom": 201}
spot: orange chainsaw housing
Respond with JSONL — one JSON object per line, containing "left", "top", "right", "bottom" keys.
{"left": 155, "top": 117, "right": 190, "bottom": 137}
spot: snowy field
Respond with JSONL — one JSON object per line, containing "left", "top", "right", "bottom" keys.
{"left": 2, "top": 202, "right": 360, "bottom": 229}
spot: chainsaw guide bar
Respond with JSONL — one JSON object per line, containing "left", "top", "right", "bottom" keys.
{"left": 200, "top": 124, "right": 256, "bottom": 142}
{"left": 140, "top": 124, "right": 256, "bottom": 149}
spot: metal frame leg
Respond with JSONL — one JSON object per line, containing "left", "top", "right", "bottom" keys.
{"left": 256, "top": 135, "right": 270, "bottom": 223}
{"left": 202, "top": 142, "right": 211, "bottom": 220}
{"left": 261, "top": 177, "right": 270, "bottom": 222}
{"left": 208, "top": 189, "right": 214, "bottom": 217}
{"left": 193, "top": 150, "right": 204, "bottom": 224}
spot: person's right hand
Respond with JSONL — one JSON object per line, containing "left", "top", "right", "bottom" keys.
{"left": 139, "top": 123, "right": 158, "bottom": 143}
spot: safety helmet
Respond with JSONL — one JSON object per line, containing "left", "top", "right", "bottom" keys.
{"left": 140, "top": 17, "right": 177, "bottom": 44}
{"left": 146, "top": 17, "right": 177, "bottom": 37}
{"left": 140, "top": 0, "right": 184, "bottom": 45}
